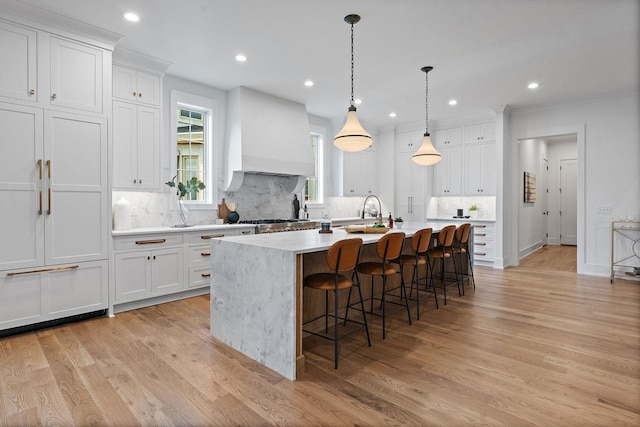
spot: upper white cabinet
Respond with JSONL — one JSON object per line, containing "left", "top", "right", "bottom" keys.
{"left": 113, "top": 65, "right": 161, "bottom": 107}
{"left": 433, "top": 127, "right": 462, "bottom": 148}
{"left": 343, "top": 145, "right": 378, "bottom": 196}
{"left": 0, "top": 20, "right": 37, "bottom": 103}
{"left": 465, "top": 142, "right": 496, "bottom": 195}
{"left": 464, "top": 122, "right": 495, "bottom": 143}
{"left": 113, "top": 101, "right": 160, "bottom": 189}
{"left": 0, "top": 20, "right": 106, "bottom": 114}
{"left": 432, "top": 146, "right": 462, "bottom": 196}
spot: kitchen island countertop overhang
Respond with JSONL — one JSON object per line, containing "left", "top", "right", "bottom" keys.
{"left": 210, "top": 222, "right": 454, "bottom": 380}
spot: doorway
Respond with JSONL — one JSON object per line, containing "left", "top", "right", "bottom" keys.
{"left": 517, "top": 134, "right": 578, "bottom": 264}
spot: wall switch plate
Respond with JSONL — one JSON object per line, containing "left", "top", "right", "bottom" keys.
{"left": 596, "top": 205, "right": 611, "bottom": 214}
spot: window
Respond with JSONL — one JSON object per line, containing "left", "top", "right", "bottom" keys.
{"left": 176, "top": 107, "right": 206, "bottom": 201}
{"left": 306, "top": 127, "right": 324, "bottom": 203}
{"left": 170, "top": 90, "right": 216, "bottom": 206}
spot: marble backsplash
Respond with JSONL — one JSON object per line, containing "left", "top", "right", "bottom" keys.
{"left": 113, "top": 173, "right": 392, "bottom": 229}
{"left": 427, "top": 196, "right": 496, "bottom": 219}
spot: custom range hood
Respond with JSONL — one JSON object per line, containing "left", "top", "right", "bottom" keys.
{"left": 224, "top": 87, "right": 315, "bottom": 192}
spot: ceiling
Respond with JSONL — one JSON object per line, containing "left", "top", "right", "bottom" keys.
{"left": 4, "top": 0, "right": 638, "bottom": 129}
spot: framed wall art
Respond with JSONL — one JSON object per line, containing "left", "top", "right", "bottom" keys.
{"left": 524, "top": 172, "right": 536, "bottom": 203}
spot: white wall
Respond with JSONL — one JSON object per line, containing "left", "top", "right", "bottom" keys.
{"left": 510, "top": 93, "right": 640, "bottom": 276}
{"left": 518, "top": 138, "right": 548, "bottom": 257}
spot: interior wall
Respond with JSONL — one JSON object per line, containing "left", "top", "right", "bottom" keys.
{"left": 510, "top": 93, "right": 640, "bottom": 276}
{"left": 518, "top": 138, "right": 548, "bottom": 258}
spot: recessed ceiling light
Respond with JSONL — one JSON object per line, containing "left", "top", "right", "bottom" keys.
{"left": 448, "top": 99, "right": 458, "bottom": 106}
{"left": 354, "top": 99, "right": 362, "bottom": 105}
{"left": 389, "top": 112, "right": 397, "bottom": 118}
{"left": 304, "top": 80, "right": 314, "bottom": 87}
{"left": 528, "top": 82, "right": 539, "bottom": 89}
{"left": 235, "top": 54, "right": 247, "bottom": 62}
{"left": 124, "top": 12, "right": 140, "bottom": 22}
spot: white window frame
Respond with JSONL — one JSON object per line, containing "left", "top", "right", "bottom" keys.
{"left": 307, "top": 124, "right": 325, "bottom": 206}
{"left": 169, "top": 90, "right": 217, "bottom": 209}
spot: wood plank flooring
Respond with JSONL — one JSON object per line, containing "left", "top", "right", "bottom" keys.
{"left": 519, "top": 244, "right": 577, "bottom": 272}
{"left": 1, "top": 266, "right": 639, "bottom": 426}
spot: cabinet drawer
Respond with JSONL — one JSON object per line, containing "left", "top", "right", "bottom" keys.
{"left": 183, "top": 230, "right": 238, "bottom": 244}
{"left": 114, "top": 234, "right": 182, "bottom": 251}
{"left": 473, "top": 249, "right": 494, "bottom": 262}
{"left": 188, "top": 265, "right": 210, "bottom": 289}
{"left": 187, "top": 244, "right": 211, "bottom": 265}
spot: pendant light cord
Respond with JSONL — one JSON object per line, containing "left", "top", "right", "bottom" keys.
{"left": 350, "top": 21, "right": 355, "bottom": 107}
{"left": 424, "top": 70, "right": 429, "bottom": 135}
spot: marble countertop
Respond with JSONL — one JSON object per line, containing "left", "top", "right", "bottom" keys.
{"left": 112, "top": 223, "right": 256, "bottom": 237}
{"left": 427, "top": 217, "right": 496, "bottom": 223}
{"left": 215, "top": 221, "right": 446, "bottom": 254}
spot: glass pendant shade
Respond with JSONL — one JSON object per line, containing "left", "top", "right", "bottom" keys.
{"left": 412, "top": 133, "right": 441, "bottom": 165}
{"left": 334, "top": 107, "right": 372, "bottom": 152}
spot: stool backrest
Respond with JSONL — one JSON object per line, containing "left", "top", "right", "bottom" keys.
{"left": 437, "top": 225, "right": 457, "bottom": 248}
{"left": 327, "top": 238, "right": 363, "bottom": 272}
{"left": 411, "top": 228, "right": 433, "bottom": 254}
{"left": 455, "top": 223, "right": 471, "bottom": 244}
{"left": 377, "top": 232, "right": 405, "bottom": 261}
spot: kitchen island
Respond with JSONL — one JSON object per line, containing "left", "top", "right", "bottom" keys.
{"left": 211, "top": 222, "right": 456, "bottom": 380}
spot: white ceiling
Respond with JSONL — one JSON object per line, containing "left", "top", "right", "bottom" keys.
{"left": 4, "top": 0, "right": 639, "bottom": 129}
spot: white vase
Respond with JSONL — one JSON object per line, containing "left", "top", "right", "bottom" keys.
{"left": 177, "top": 199, "right": 189, "bottom": 227}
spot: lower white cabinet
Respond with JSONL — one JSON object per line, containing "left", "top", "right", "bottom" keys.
{"left": 112, "top": 227, "right": 255, "bottom": 310}
{"left": 114, "top": 234, "right": 184, "bottom": 303}
{"left": 428, "top": 220, "right": 495, "bottom": 266}
{"left": 0, "top": 260, "right": 108, "bottom": 331}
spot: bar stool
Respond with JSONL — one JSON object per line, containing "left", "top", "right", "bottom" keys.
{"left": 348, "top": 232, "right": 410, "bottom": 339}
{"left": 302, "top": 237, "right": 370, "bottom": 369}
{"left": 453, "top": 223, "right": 475, "bottom": 293}
{"left": 428, "top": 225, "right": 460, "bottom": 305}
{"left": 393, "top": 228, "right": 438, "bottom": 320}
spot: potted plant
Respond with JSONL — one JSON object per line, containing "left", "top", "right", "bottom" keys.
{"left": 469, "top": 205, "right": 478, "bottom": 218}
{"left": 166, "top": 176, "right": 206, "bottom": 227}
{"left": 394, "top": 217, "right": 404, "bottom": 229}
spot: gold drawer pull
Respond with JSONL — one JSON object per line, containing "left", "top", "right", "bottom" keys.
{"left": 475, "top": 252, "right": 486, "bottom": 256}
{"left": 475, "top": 225, "right": 486, "bottom": 228}
{"left": 474, "top": 242, "right": 486, "bottom": 246}
{"left": 201, "top": 234, "right": 224, "bottom": 240}
{"left": 8, "top": 265, "right": 79, "bottom": 276}
{"left": 135, "top": 239, "right": 166, "bottom": 245}
{"left": 201, "top": 272, "right": 211, "bottom": 277}
{"left": 201, "top": 251, "right": 211, "bottom": 256}
{"left": 475, "top": 233, "right": 486, "bottom": 237}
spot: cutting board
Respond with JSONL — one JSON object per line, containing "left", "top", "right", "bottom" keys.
{"left": 218, "top": 198, "right": 230, "bottom": 223}
{"left": 344, "top": 225, "right": 389, "bottom": 234}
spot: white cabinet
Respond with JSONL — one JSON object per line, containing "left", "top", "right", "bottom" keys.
{"left": 343, "top": 146, "right": 378, "bottom": 196}
{"left": 183, "top": 229, "right": 254, "bottom": 289}
{"left": 0, "top": 20, "right": 106, "bottom": 114}
{"left": 470, "top": 223, "right": 494, "bottom": 265}
{"left": 464, "top": 122, "right": 495, "bottom": 144}
{"left": 433, "top": 127, "right": 462, "bottom": 148}
{"left": 395, "top": 149, "right": 426, "bottom": 221}
{"left": 0, "top": 20, "right": 37, "bottom": 103}
{"left": 113, "top": 65, "right": 161, "bottom": 107}
{"left": 113, "top": 234, "right": 184, "bottom": 303}
{"left": 432, "top": 146, "right": 462, "bottom": 196}
{"left": 112, "top": 101, "right": 160, "bottom": 189}
{"left": 0, "top": 103, "right": 109, "bottom": 331}
{"left": 465, "top": 142, "right": 496, "bottom": 195}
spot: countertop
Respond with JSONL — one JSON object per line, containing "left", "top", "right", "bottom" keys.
{"left": 427, "top": 217, "right": 496, "bottom": 223}
{"left": 213, "top": 221, "right": 446, "bottom": 254}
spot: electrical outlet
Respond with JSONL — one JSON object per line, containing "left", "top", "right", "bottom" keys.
{"left": 596, "top": 205, "right": 611, "bottom": 214}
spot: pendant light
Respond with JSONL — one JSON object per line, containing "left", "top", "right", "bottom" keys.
{"left": 334, "top": 14, "right": 372, "bottom": 153}
{"left": 412, "top": 66, "right": 441, "bottom": 165}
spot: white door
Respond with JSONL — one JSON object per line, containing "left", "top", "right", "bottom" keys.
{"left": 560, "top": 159, "right": 577, "bottom": 245}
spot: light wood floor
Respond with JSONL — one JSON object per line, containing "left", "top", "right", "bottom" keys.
{"left": 1, "top": 267, "right": 639, "bottom": 426}
{"left": 519, "top": 244, "right": 577, "bottom": 272}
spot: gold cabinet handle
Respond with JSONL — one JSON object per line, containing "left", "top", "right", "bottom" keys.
{"left": 475, "top": 225, "right": 486, "bottom": 228}
{"left": 46, "top": 160, "right": 51, "bottom": 214}
{"left": 201, "top": 251, "right": 211, "bottom": 256}
{"left": 37, "top": 159, "right": 43, "bottom": 214}
{"left": 474, "top": 242, "right": 486, "bottom": 246}
{"left": 201, "top": 272, "right": 211, "bottom": 277}
{"left": 51, "top": 93, "right": 57, "bottom": 99}
{"left": 475, "top": 233, "right": 486, "bottom": 237}
{"left": 201, "top": 234, "right": 224, "bottom": 240}
{"left": 135, "top": 239, "right": 166, "bottom": 245}
{"left": 241, "top": 230, "right": 252, "bottom": 234}
{"left": 133, "top": 91, "right": 137, "bottom": 97}
{"left": 7, "top": 265, "right": 79, "bottom": 276}
{"left": 475, "top": 252, "right": 486, "bottom": 256}
{"left": 29, "top": 89, "right": 35, "bottom": 95}
{"left": 138, "top": 93, "right": 142, "bottom": 98}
